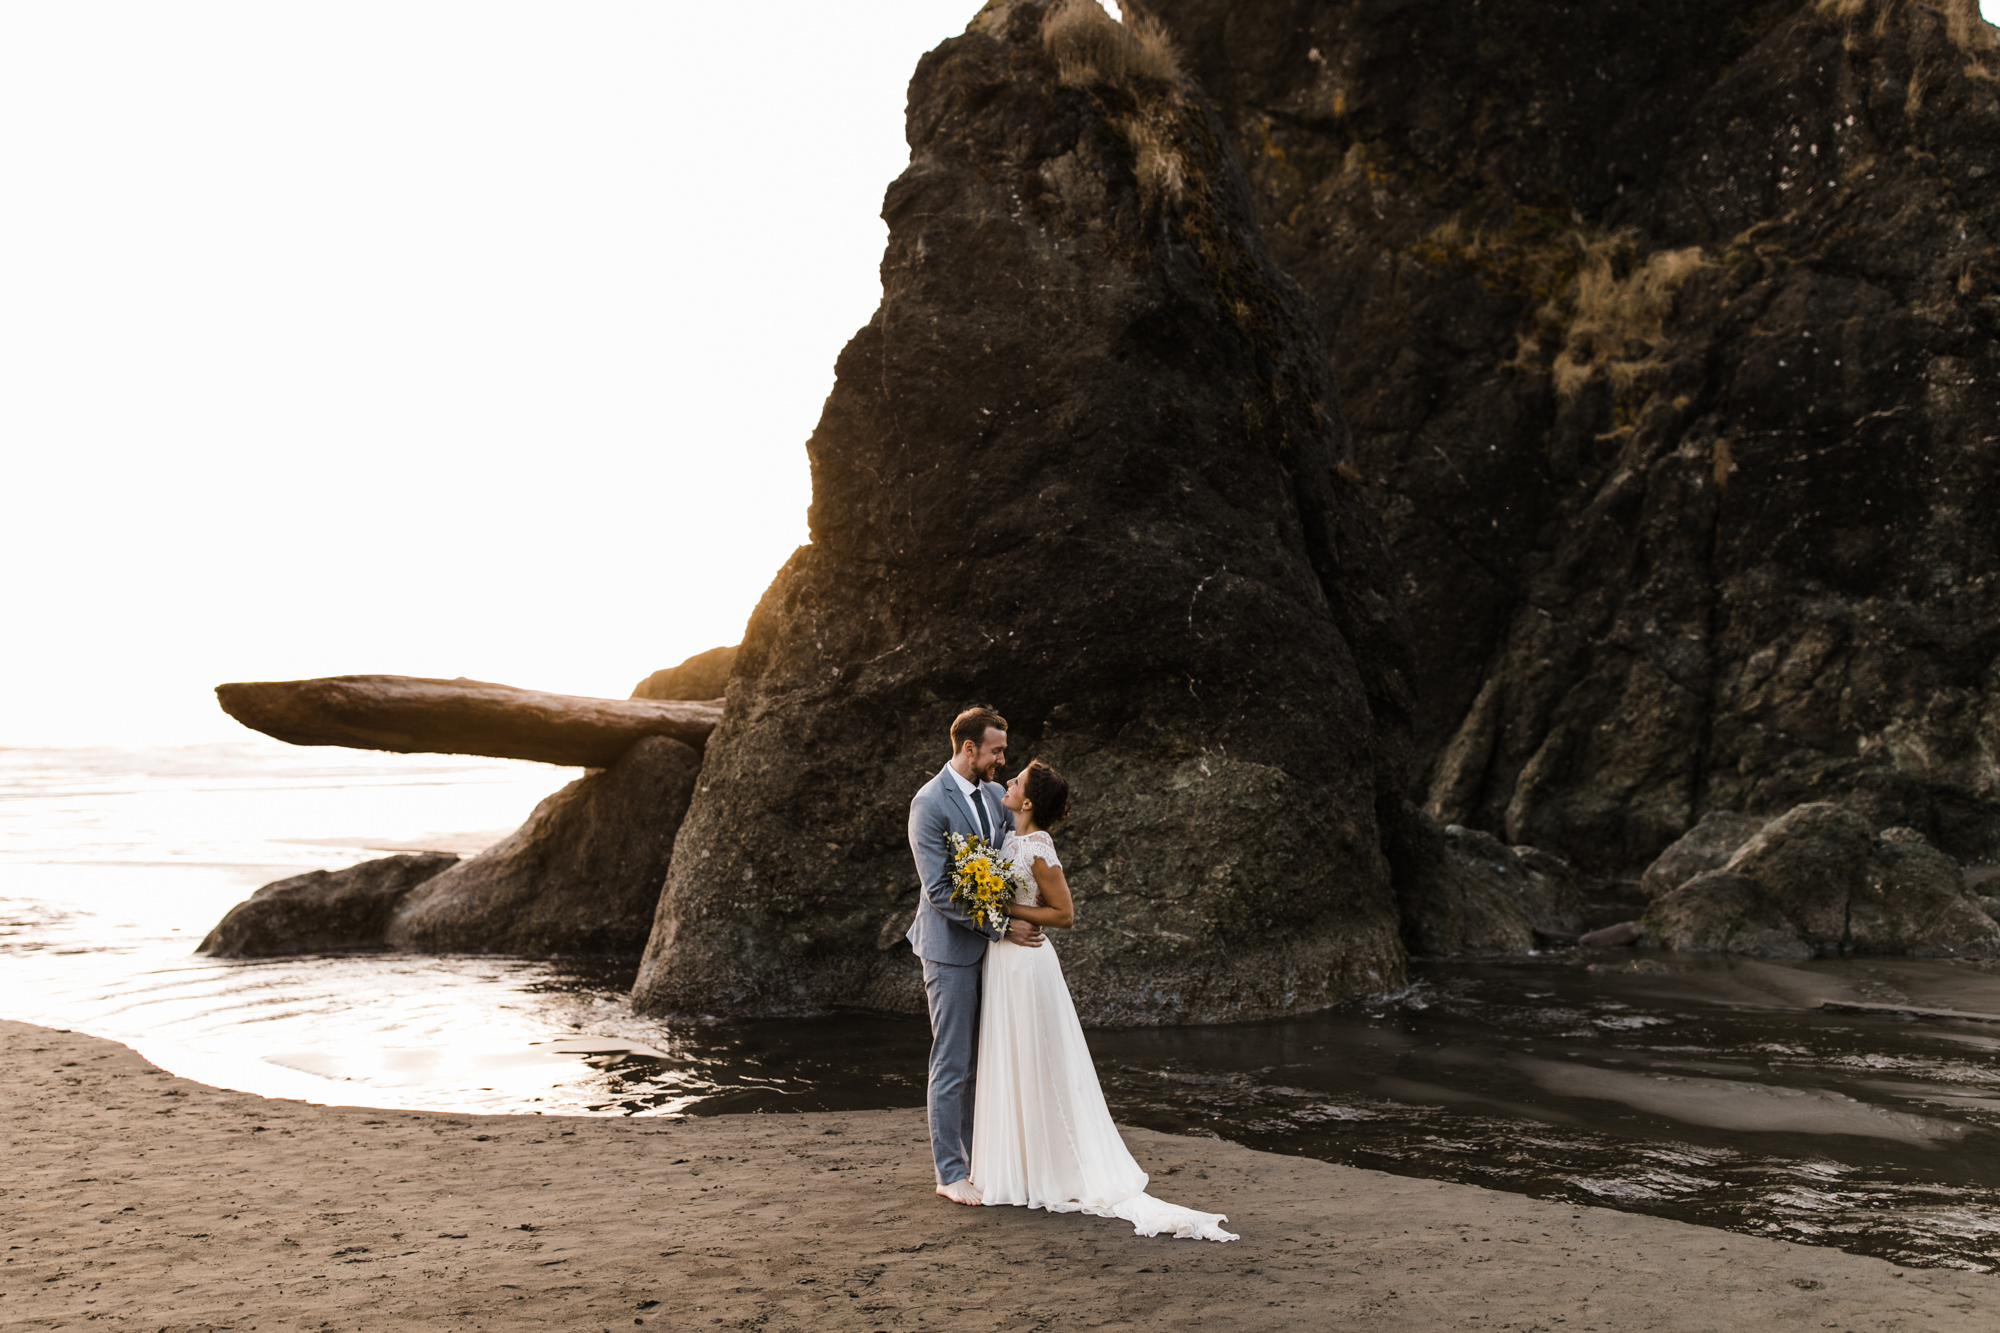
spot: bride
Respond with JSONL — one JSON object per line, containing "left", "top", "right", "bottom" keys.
{"left": 969, "top": 759, "right": 1238, "bottom": 1242}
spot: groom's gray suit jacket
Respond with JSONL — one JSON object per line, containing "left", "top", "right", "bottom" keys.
{"left": 906, "top": 766, "right": 1014, "bottom": 964}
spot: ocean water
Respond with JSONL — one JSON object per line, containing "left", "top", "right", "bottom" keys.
{"left": 0, "top": 742, "right": 636, "bottom": 1109}
{"left": 5, "top": 742, "right": 2000, "bottom": 1272}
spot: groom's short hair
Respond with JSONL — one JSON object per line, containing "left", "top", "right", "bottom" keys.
{"left": 950, "top": 706, "right": 1008, "bottom": 754}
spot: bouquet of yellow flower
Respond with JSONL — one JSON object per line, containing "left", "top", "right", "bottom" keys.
{"left": 947, "top": 831, "right": 1020, "bottom": 936}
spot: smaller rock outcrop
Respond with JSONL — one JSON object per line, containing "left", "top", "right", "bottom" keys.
{"left": 1394, "top": 816, "right": 1584, "bottom": 955}
{"left": 216, "top": 675, "right": 722, "bottom": 768}
{"left": 632, "top": 646, "right": 736, "bottom": 702}
{"left": 382, "top": 736, "right": 701, "bottom": 957}
{"left": 1640, "top": 803, "right": 2000, "bottom": 959}
{"left": 1639, "top": 812, "right": 1769, "bottom": 899}
{"left": 198, "top": 852, "right": 458, "bottom": 957}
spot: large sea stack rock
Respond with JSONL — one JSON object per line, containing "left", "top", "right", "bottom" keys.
{"left": 198, "top": 853, "right": 459, "bottom": 957}
{"left": 1153, "top": 0, "right": 2000, "bottom": 871}
{"left": 1640, "top": 801, "right": 2000, "bottom": 958}
{"left": 384, "top": 737, "right": 702, "bottom": 956}
{"left": 631, "top": 0, "right": 1418, "bottom": 1024}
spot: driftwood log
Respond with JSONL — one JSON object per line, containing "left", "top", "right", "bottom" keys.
{"left": 216, "top": 675, "right": 722, "bottom": 768}
{"left": 1818, "top": 1000, "right": 2000, "bottom": 1025}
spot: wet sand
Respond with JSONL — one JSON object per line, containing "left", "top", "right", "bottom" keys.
{"left": 4, "top": 1020, "right": 1993, "bottom": 1332}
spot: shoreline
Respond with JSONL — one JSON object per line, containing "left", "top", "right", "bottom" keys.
{"left": 3, "top": 1018, "right": 1992, "bottom": 1331}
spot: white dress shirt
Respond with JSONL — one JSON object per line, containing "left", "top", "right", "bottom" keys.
{"left": 943, "top": 762, "right": 994, "bottom": 840}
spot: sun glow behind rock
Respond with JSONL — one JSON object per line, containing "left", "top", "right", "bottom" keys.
{"left": 0, "top": 2, "right": 962, "bottom": 744}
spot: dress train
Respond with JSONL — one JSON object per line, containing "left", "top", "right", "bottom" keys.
{"left": 969, "top": 831, "right": 1236, "bottom": 1242}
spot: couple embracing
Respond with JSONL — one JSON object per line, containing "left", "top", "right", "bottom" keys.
{"left": 906, "top": 706, "right": 1237, "bottom": 1242}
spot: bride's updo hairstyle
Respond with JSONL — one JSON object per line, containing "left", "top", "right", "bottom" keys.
{"left": 1022, "top": 759, "right": 1071, "bottom": 829}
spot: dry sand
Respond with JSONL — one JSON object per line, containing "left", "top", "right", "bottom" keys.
{"left": 4, "top": 1018, "right": 1993, "bottom": 1332}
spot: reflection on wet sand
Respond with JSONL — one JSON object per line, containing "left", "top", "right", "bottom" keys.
{"left": 1516, "top": 1055, "right": 1962, "bottom": 1142}
{"left": 1083, "top": 954, "right": 2000, "bottom": 1272}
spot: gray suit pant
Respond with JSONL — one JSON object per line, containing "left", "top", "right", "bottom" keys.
{"left": 921, "top": 955, "right": 982, "bottom": 1185}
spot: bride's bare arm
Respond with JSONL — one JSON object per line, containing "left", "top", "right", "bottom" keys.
{"left": 1005, "top": 859, "right": 1074, "bottom": 930}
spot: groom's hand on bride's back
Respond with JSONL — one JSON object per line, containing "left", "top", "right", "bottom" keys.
{"left": 1004, "top": 919, "right": 1045, "bottom": 947}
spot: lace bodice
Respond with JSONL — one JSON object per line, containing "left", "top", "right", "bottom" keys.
{"left": 1002, "top": 830, "right": 1060, "bottom": 906}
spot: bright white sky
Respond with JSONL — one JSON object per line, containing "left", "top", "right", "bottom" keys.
{"left": 1, "top": 2, "right": 1064, "bottom": 746}
{"left": 3, "top": 2, "right": 1994, "bottom": 746}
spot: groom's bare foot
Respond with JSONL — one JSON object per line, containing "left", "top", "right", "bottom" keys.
{"left": 935, "top": 1178, "right": 983, "bottom": 1206}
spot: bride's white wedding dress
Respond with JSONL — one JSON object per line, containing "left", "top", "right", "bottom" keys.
{"left": 970, "top": 829, "right": 1237, "bottom": 1241}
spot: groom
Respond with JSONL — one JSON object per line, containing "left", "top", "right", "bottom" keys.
{"left": 907, "top": 704, "right": 1043, "bottom": 1205}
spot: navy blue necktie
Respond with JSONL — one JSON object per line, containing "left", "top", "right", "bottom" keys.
{"left": 972, "top": 786, "right": 992, "bottom": 841}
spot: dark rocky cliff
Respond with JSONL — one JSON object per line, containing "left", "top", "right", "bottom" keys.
{"left": 1150, "top": 0, "right": 2000, "bottom": 871}
{"left": 631, "top": 0, "right": 1420, "bottom": 1024}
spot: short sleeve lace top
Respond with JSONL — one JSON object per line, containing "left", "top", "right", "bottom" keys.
{"left": 1002, "top": 830, "right": 1060, "bottom": 906}
{"left": 1006, "top": 828, "right": 1060, "bottom": 868}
